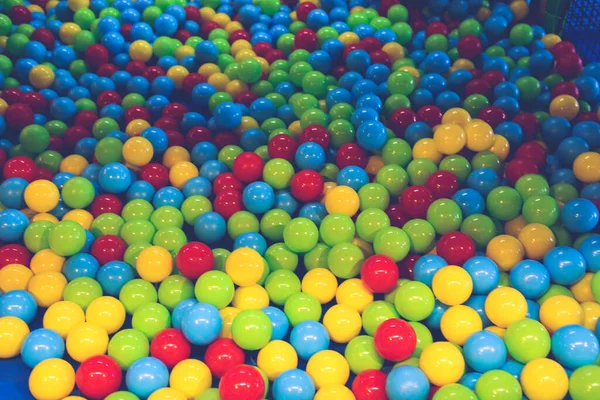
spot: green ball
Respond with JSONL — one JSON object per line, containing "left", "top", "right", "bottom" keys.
{"left": 359, "top": 183, "right": 390, "bottom": 210}
{"left": 439, "top": 155, "right": 472, "bottom": 184}
{"left": 345, "top": 335, "right": 384, "bottom": 374}
{"left": 35, "top": 150, "right": 63, "bottom": 174}
{"left": 460, "top": 214, "right": 497, "bottom": 248}
{"left": 158, "top": 275, "right": 194, "bottom": 311}
{"left": 131, "top": 302, "right": 171, "bottom": 340}
{"left": 95, "top": 137, "right": 123, "bottom": 165}
{"left": 329, "top": 102, "right": 354, "bottom": 120}
{"left": 569, "top": 365, "right": 600, "bottom": 400}
{"left": 194, "top": 271, "right": 234, "bottom": 309}
{"left": 463, "top": 94, "right": 490, "bottom": 116}
{"left": 23, "top": 220, "right": 53, "bottom": 252}
{"left": 425, "top": 34, "right": 448, "bottom": 52}
{"left": 522, "top": 195, "right": 559, "bottom": 226}
{"left": 92, "top": 117, "right": 119, "bottom": 139}
{"left": 475, "top": 370, "right": 522, "bottom": 400}
{"left": 459, "top": 19, "right": 482, "bottom": 37}
{"left": 434, "top": 384, "right": 477, "bottom": 400}
{"left": 122, "top": 200, "right": 154, "bottom": 221}
{"left": 394, "top": 281, "right": 435, "bottom": 321}
{"left": 120, "top": 220, "right": 155, "bottom": 245}
{"left": 263, "top": 159, "right": 294, "bottom": 190}
{"left": 355, "top": 208, "right": 391, "bottom": 243}
{"left": 550, "top": 183, "right": 578, "bottom": 205}
{"left": 283, "top": 217, "right": 319, "bottom": 253}
{"left": 504, "top": 318, "right": 551, "bottom": 363}
{"left": 373, "top": 227, "right": 411, "bottom": 262}
{"left": 510, "top": 23, "right": 534, "bottom": 46}
{"left": 403, "top": 219, "right": 436, "bottom": 253}
{"left": 105, "top": 391, "right": 140, "bottom": 400}
{"left": 152, "top": 227, "right": 187, "bottom": 253}
{"left": 260, "top": 209, "right": 291, "bottom": 242}
{"left": 486, "top": 186, "right": 523, "bottom": 221}
{"left": 384, "top": 94, "right": 411, "bottom": 116}
{"left": 376, "top": 164, "right": 409, "bottom": 196}
{"left": 515, "top": 174, "right": 550, "bottom": 200}
{"left": 265, "top": 269, "right": 301, "bottom": 306}
{"left": 91, "top": 213, "right": 125, "bottom": 237}
{"left": 19, "top": 124, "right": 49, "bottom": 154}
{"left": 409, "top": 321, "right": 433, "bottom": 358}
{"left": 283, "top": 292, "right": 322, "bottom": 326}
{"left": 391, "top": 22, "right": 412, "bottom": 45}
{"left": 319, "top": 213, "right": 355, "bottom": 246}
{"left": 303, "top": 243, "right": 330, "bottom": 271}
{"left": 227, "top": 211, "right": 260, "bottom": 239}
{"left": 218, "top": 145, "right": 243, "bottom": 169}
{"left": 329, "top": 119, "right": 355, "bottom": 147}
{"left": 63, "top": 277, "right": 102, "bottom": 311}
{"left": 407, "top": 158, "right": 438, "bottom": 186}
{"left": 181, "top": 195, "right": 212, "bottom": 225}
{"left": 537, "top": 284, "right": 573, "bottom": 305}
{"left": 302, "top": 71, "right": 327, "bottom": 98}
{"left": 382, "top": 138, "right": 412, "bottom": 167}
{"left": 48, "top": 220, "right": 86, "bottom": 257}
{"left": 231, "top": 309, "right": 272, "bottom": 350}
{"left": 119, "top": 279, "right": 158, "bottom": 314}
{"left": 361, "top": 300, "right": 399, "bottom": 336}
{"left": 264, "top": 243, "right": 298, "bottom": 272}
{"left": 388, "top": 70, "right": 415, "bottom": 96}
{"left": 427, "top": 199, "right": 463, "bottom": 235}
{"left": 328, "top": 243, "right": 365, "bottom": 279}
{"left": 61, "top": 177, "right": 95, "bottom": 209}
{"left": 108, "top": 329, "right": 150, "bottom": 369}
{"left": 516, "top": 76, "right": 541, "bottom": 102}
{"left": 124, "top": 243, "right": 152, "bottom": 268}
{"left": 388, "top": 4, "right": 408, "bottom": 23}
{"left": 213, "top": 248, "right": 230, "bottom": 272}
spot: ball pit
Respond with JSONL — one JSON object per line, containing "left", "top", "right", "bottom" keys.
{"left": 0, "top": 0, "right": 598, "bottom": 399}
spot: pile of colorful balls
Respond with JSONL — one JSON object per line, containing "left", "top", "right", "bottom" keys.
{"left": 0, "top": 0, "right": 599, "bottom": 398}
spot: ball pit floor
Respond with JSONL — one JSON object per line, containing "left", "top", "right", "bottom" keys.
{"left": 0, "top": 0, "right": 600, "bottom": 399}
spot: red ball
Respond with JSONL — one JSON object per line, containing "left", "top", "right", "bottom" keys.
{"left": 399, "top": 253, "right": 419, "bottom": 280}
{"left": 465, "top": 79, "right": 492, "bottom": 98}
{"left": 219, "top": 364, "right": 265, "bottom": 400}
{"left": 213, "top": 131, "right": 239, "bottom": 149}
{"left": 417, "top": 105, "right": 443, "bottom": 127}
{"left": 126, "top": 60, "right": 147, "bottom": 76}
{"left": 162, "top": 103, "right": 188, "bottom": 120}
{"left": 360, "top": 37, "right": 382, "bottom": 53}
{"left": 400, "top": 186, "right": 434, "bottom": 219}
{"left": 30, "top": 28, "right": 55, "bottom": 50}
{"left": 436, "top": 232, "right": 476, "bottom": 266}
{"left": 514, "top": 141, "right": 547, "bottom": 167}
{"left": 361, "top": 255, "right": 399, "bottom": 294}
{"left": 294, "top": 28, "right": 318, "bottom": 52}
{"left": 265, "top": 49, "right": 286, "bottom": 64}
{"left": 253, "top": 42, "right": 272, "bottom": 57}
{"left": 1, "top": 88, "right": 23, "bottom": 104}
{"left": 0, "top": 244, "right": 31, "bottom": 269}
{"left": 336, "top": 143, "right": 367, "bottom": 169}
{"left": 425, "top": 21, "right": 448, "bottom": 36}
{"left": 457, "top": 35, "right": 482, "bottom": 59}
{"left": 4, "top": 103, "right": 34, "bottom": 129}
{"left": 166, "top": 130, "right": 186, "bottom": 147}
{"left": 125, "top": 105, "right": 151, "bottom": 123}
{"left": 232, "top": 152, "right": 264, "bottom": 183}
{"left": 505, "top": 157, "right": 539, "bottom": 185}
{"left": 425, "top": 171, "right": 460, "bottom": 199}
{"left": 22, "top": 92, "right": 48, "bottom": 114}
{"left": 64, "top": 126, "right": 91, "bottom": 150}
{"left": 144, "top": 66, "right": 166, "bottom": 83}
{"left": 235, "top": 91, "right": 259, "bottom": 108}
{"left": 8, "top": 6, "right": 31, "bottom": 25}
{"left": 477, "top": 106, "right": 507, "bottom": 129}
{"left": 74, "top": 110, "right": 99, "bottom": 131}
{"left": 2, "top": 156, "right": 36, "bottom": 182}
{"left": 150, "top": 328, "right": 192, "bottom": 369}
{"left": 182, "top": 73, "right": 206, "bottom": 94}
{"left": 75, "top": 355, "right": 122, "bottom": 400}
{"left": 373, "top": 318, "right": 417, "bottom": 362}
{"left": 85, "top": 44, "right": 110, "bottom": 69}
{"left": 35, "top": 167, "right": 53, "bottom": 181}
{"left": 577, "top": 112, "right": 600, "bottom": 123}
{"left": 186, "top": 126, "right": 212, "bottom": 148}
{"left": 268, "top": 134, "right": 298, "bottom": 161}
{"left": 352, "top": 370, "right": 388, "bottom": 400}
{"left": 176, "top": 242, "right": 214, "bottom": 279}
{"left": 90, "top": 235, "right": 126, "bottom": 265}
{"left": 290, "top": 170, "right": 324, "bottom": 202}
{"left": 205, "top": 338, "right": 245, "bottom": 378}
{"left": 369, "top": 50, "right": 390, "bottom": 67}
{"left": 296, "top": 1, "right": 317, "bottom": 22}
{"left": 213, "top": 172, "right": 243, "bottom": 195}
{"left": 200, "top": 20, "right": 220, "bottom": 38}
{"left": 556, "top": 53, "right": 583, "bottom": 78}
{"left": 389, "top": 108, "right": 417, "bottom": 137}
{"left": 214, "top": 190, "right": 243, "bottom": 219}
{"left": 512, "top": 112, "right": 539, "bottom": 142}
{"left": 481, "top": 70, "right": 506, "bottom": 88}
{"left": 229, "top": 30, "right": 250, "bottom": 44}
{"left": 140, "top": 163, "right": 170, "bottom": 190}
{"left": 90, "top": 194, "right": 123, "bottom": 218}
{"left": 300, "top": 125, "right": 330, "bottom": 149}
{"left": 551, "top": 81, "right": 580, "bottom": 99}
{"left": 185, "top": 5, "right": 201, "bottom": 22}
{"left": 550, "top": 41, "right": 576, "bottom": 58}
{"left": 386, "top": 204, "right": 409, "bottom": 228}
{"left": 97, "top": 63, "right": 118, "bottom": 77}
{"left": 154, "top": 117, "right": 178, "bottom": 131}
{"left": 97, "top": 90, "right": 122, "bottom": 109}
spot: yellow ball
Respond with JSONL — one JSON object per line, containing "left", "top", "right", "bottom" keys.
{"left": 382, "top": 42, "right": 404, "bottom": 63}
{"left": 521, "top": 358, "right": 568, "bottom": 400}
{"left": 486, "top": 234, "right": 524, "bottom": 271}
{"left": 167, "top": 66, "right": 189, "bottom": 89}
{"left": 232, "top": 284, "right": 269, "bottom": 310}
{"left": 163, "top": 146, "right": 191, "bottom": 169}
{"left": 136, "top": 246, "right": 173, "bottom": 283}
{"left": 66, "top": 322, "right": 109, "bottom": 362}
{"left": 0, "top": 316, "right": 29, "bottom": 358}
{"left": 413, "top": 138, "right": 443, "bottom": 163}
{"left": 170, "top": 359, "right": 212, "bottom": 398}
{"left": 0, "top": 98, "right": 7, "bottom": 115}
{"left": 235, "top": 116, "right": 259, "bottom": 135}
{"left": 338, "top": 32, "right": 360, "bottom": 45}
{"left": 0, "top": 263, "right": 33, "bottom": 292}
{"left": 419, "top": 342, "right": 465, "bottom": 386}
{"left": 542, "top": 34, "right": 561, "bottom": 48}
{"left": 464, "top": 119, "right": 494, "bottom": 151}
{"left": 477, "top": 7, "right": 491, "bottom": 21}
{"left": 485, "top": 325, "right": 506, "bottom": 339}
{"left": 573, "top": 152, "right": 600, "bottom": 183}
{"left": 29, "top": 65, "right": 56, "bottom": 89}
{"left": 432, "top": 266, "right": 473, "bottom": 306}
{"left": 43, "top": 301, "right": 85, "bottom": 339}
{"left": 126, "top": 119, "right": 151, "bottom": 137}
{"left": 62, "top": 209, "right": 94, "bottom": 230}
{"left": 225, "top": 21, "right": 243, "bottom": 34}
{"left": 489, "top": 134, "right": 510, "bottom": 161}
{"left": 484, "top": 287, "right": 528, "bottom": 328}
{"left": 504, "top": 215, "right": 527, "bottom": 237}
{"left": 58, "top": 22, "right": 81, "bottom": 45}
{"left": 207, "top": 73, "right": 230, "bottom": 91}
{"left": 33, "top": 213, "right": 59, "bottom": 224}
{"left": 306, "top": 350, "right": 350, "bottom": 389}
{"left": 225, "top": 248, "right": 265, "bottom": 287}
{"left": 85, "top": 296, "right": 126, "bottom": 334}
{"left": 510, "top": 0, "right": 529, "bottom": 21}
{"left": 169, "top": 161, "right": 199, "bottom": 190}
{"left": 302, "top": 268, "right": 338, "bottom": 304}
{"left": 213, "top": 13, "right": 231, "bottom": 27}
{"left": 433, "top": 124, "right": 466, "bottom": 155}
{"left": 550, "top": 94, "right": 580, "bottom": 120}
{"left": 325, "top": 185, "right": 360, "bottom": 217}
{"left": 571, "top": 273, "right": 594, "bottom": 303}
{"left": 174, "top": 45, "right": 194, "bottom": 62}
{"left": 335, "top": 278, "right": 374, "bottom": 313}
{"left": 257, "top": 340, "right": 299, "bottom": 380}
{"left": 60, "top": 154, "right": 88, "bottom": 175}
{"left": 540, "top": 295, "right": 583, "bottom": 333}
{"left": 399, "top": 66, "right": 420, "bottom": 86}
{"left": 366, "top": 155, "right": 385, "bottom": 175}
{"left": 226, "top": 80, "right": 249, "bottom": 99}
{"left": 123, "top": 136, "right": 154, "bottom": 167}
{"left": 129, "top": 40, "right": 153, "bottom": 62}
{"left": 29, "top": 358, "right": 75, "bottom": 400}
{"left": 453, "top": 58, "right": 475, "bottom": 71}
{"left": 30, "top": 249, "right": 65, "bottom": 275}
{"left": 231, "top": 40, "right": 251, "bottom": 56}
{"left": 440, "top": 305, "right": 483, "bottom": 345}
{"left": 323, "top": 304, "right": 362, "bottom": 344}
{"left": 67, "top": 0, "right": 89, "bottom": 11}
{"left": 518, "top": 223, "right": 556, "bottom": 260}
{"left": 148, "top": 388, "right": 188, "bottom": 400}
{"left": 27, "top": 271, "right": 67, "bottom": 307}
{"left": 442, "top": 108, "right": 471, "bottom": 127}
{"left": 219, "top": 306, "right": 241, "bottom": 339}
{"left": 581, "top": 301, "right": 600, "bottom": 331}
{"left": 199, "top": 7, "right": 216, "bottom": 21}
{"left": 314, "top": 385, "right": 356, "bottom": 400}
{"left": 198, "top": 63, "right": 220, "bottom": 76}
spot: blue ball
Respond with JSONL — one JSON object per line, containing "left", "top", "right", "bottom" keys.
{"left": 172, "top": 299, "right": 198, "bottom": 330}
{"left": 551, "top": 325, "right": 600, "bottom": 370}
{"left": 460, "top": 372, "right": 482, "bottom": 390}
{"left": 573, "top": 121, "right": 600, "bottom": 148}
{"left": 295, "top": 142, "right": 326, "bottom": 171}
{"left": 0, "top": 209, "right": 29, "bottom": 242}
{"left": 289, "top": 321, "right": 330, "bottom": 360}
{"left": 262, "top": 306, "right": 290, "bottom": 341}
{"left": 275, "top": 190, "right": 299, "bottom": 215}
{"left": 153, "top": 186, "right": 184, "bottom": 208}
{"left": 385, "top": 365, "right": 430, "bottom": 400}
{"left": 463, "top": 256, "right": 500, "bottom": 295}
{"left": 96, "top": 261, "right": 135, "bottom": 296}
{"left": 346, "top": 49, "right": 371, "bottom": 72}
{"left": 0, "top": 290, "right": 37, "bottom": 324}
{"left": 502, "top": 360, "right": 524, "bottom": 381}
{"left": 467, "top": 168, "right": 499, "bottom": 196}
{"left": 298, "top": 202, "right": 327, "bottom": 226}
{"left": 0, "top": 178, "right": 27, "bottom": 209}
{"left": 424, "top": 300, "right": 449, "bottom": 330}
{"left": 541, "top": 117, "right": 571, "bottom": 151}
{"left": 413, "top": 255, "right": 447, "bottom": 287}
{"left": 337, "top": 166, "right": 369, "bottom": 191}
{"left": 127, "top": 180, "right": 155, "bottom": 202}
{"left": 273, "top": 369, "right": 316, "bottom": 400}
{"left": 98, "top": 163, "right": 133, "bottom": 194}
{"left": 125, "top": 357, "right": 170, "bottom": 398}
{"left": 183, "top": 177, "right": 212, "bottom": 198}
{"left": 20, "top": 328, "right": 65, "bottom": 368}
{"left": 214, "top": 102, "right": 242, "bottom": 130}
{"left": 463, "top": 331, "right": 507, "bottom": 373}
{"left": 452, "top": 189, "right": 485, "bottom": 217}
{"left": 357, "top": 120, "right": 388, "bottom": 151}
{"left": 234, "top": 232, "right": 268, "bottom": 256}
{"left": 63, "top": 253, "right": 100, "bottom": 281}
{"left": 561, "top": 199, "right": 599, "bottom": 233}
{"left": 578, "top": 235, "right": 600, "bottom": 272}
{"left": 509, "top": 260, "right": 550, "bottom": 299}
{"left": 544, "top": 246, "right": 586, "bottom": 285}
{"left": 465, "top": 295, "right": 492, "bottom": 327}
{"left": 194, "top": 212, "right": 226, "bottom": 244}
{"left": 243, "top": 181, "right": 275, "bottom": 214}
{"left": 141, "top": 127, "right": 168, "bottom": 154}
{"left": 526, "top": 299, "right": 540, "bottom": 320}
{"left": 181, "top": 303, "right": 222, "bottom": 345}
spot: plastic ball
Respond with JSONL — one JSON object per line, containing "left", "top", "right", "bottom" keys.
{"left": 29, "top": 358, "right": 75, "bottom": 400}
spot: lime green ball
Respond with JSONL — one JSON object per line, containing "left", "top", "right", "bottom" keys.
{"left": 355, "top": 208, "right": 391, "bottom": 243}
{"left": 403, "top": 219, "right": 436, "bottom": 253}
{"left": 158, "top": 275, "right": 194, "bottom": 311}
{"left": 319, "top": 213, "right": 355, "bottom": 247}
{"left": 90, "top": 213, "right": 125, "bottom": 237}
{"left": 63, "top": 277, "right": 103, "bottom": 310}
{"left": 108, "top": 329, "right": 150, "bottom": 369}
{"left": 132, "top": 302, "right": 171, "bottom": 340}
{"left": 362, "top": 300, "right": 399, "bottom": 336}
{"left": 181, "top": 195, "right": 212, "bottom": 225}
{"left": 509, "top": 23, "right": 534, "bottom": 46}
{"left": 264, "top": 243, "right": 298, "bottom": 272}
{"left": 486, "top": 186, "right": 523, "bottom": 221}
{"left": 23, "top": 220, "right": 53, "bottom": 252}
{"left": 231, "top": 309, "right": 272, "bottom": 350}
{"left": 194, "top": 270, "right": 234, "bottom": 310}
{"left": 48, "top": 220, "right": 86, "bottom": 257}
{"left": 303, "top": 243, "right": 329, "bottom": 271}
{"left": 265, "top": 269, "right": 301, "bottom": 306}
{"left": 227, "top": 211, "right": 260, "bottom": 239}
{"left": 35, "top": 150, "right": 63, "bottom": 174}
{"left": 407, "top": 158, "right": 438, "bottom": 186}
{"left": 394, "top": 281, "right": 435, "bottom": 321}
{"left": 328, "top": 242, "right": 365, "bottom": 279}
{"left": 120, "top": 220, "right": 156, "bottom": 245}
{"left": 516, "top": 76, "right": 541, "bottom": 102}
{"left": 373, "top": 227, "right": 410, "bottom": 262}
{"left": 460, "top": 214, "right": 497, "bottom": 248}
{"left": 283, "top": 217, "right": 319, "bottom": 253}
{"left": 122, "top": 200, "right": 154, "bottom": 221}
{"left": 283, "top": 292, "right": 322, "bottom": 326}
{"left": 427, "top": 199, "right": 463, "bottom": 234}
{"left": 260, "top": 209, "right": 291, "bottom": 242}
{"left": 19, "top": 125, "right": 49, "bottom": 154}
{"left": 345, "top": 335, "right": 384, "bottom": 374}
